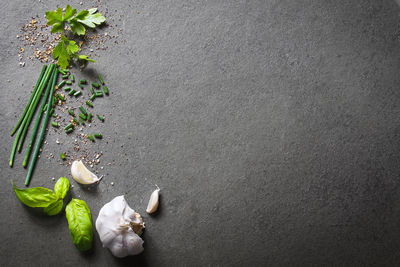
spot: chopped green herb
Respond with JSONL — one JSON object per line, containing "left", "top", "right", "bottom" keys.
{"left": 74, "top": 91, "right": 82, "bottom": 97}
{"left": 98, "top": 74, "right": 104, "bottom": 85}
{"left": 95, "top": 91, "right": 103, "bottom": 97}
{"left": 94, "top": 133, "right": 102, "bottom": 139}
{"left": 92, "top": 82, "right": 99, "bottom": 88}
{"left": 71, "top": 74, "right": 75, "bottom": 82}
{"left": 64, "top": 87, "right": 71, "bottom": 92}
{"left": 79, "top": 79, "right": 87, "bottom": 84}
{"left": 79, "top": 113, "right": 87, "bottom": 121}
{"left": 60, "top": 153, "right": 66, "bottom": 160}
{"left": 97, "top": 115, "right": 104, "bottom": 122}
{"left": 65, "top": 128, "right": 74, "bottom": 134}
{"left": 87, "top": 134, "right": 95, "bottom": 142}
{"left": 68, "top": 109, "right": 75, "bottom": 116}
{"left": 103, "top": 86, "right": 109, "bottom": 95}
{"left": 90, "top": 94, "right": 96, "bottom": 101}
{"left": 73, "top": 118, "right": 80, "bottom": 125}
{"left": 86, "top": 101, "right": 93, "bottom": 108}
{"left": 57, "top": 80, "right": 66, "bottom": 88}
{"left": 64, "top": 123, "right": 74, "bottom": 130}
{"left": 68, "top": 89, "right": 76, "bottom": 96}
{"left": 87, "top": 113, "right": 92, "bottom": 122}
{"left": 79, "top": 106, "right": 87, "bottom": 116}
{"left": 62, "top": 74, "right": 69, "bottom": 79}
{"left": 79, "top": 117, "right": 85, "bottom": 125}
{"left": 66, "top": 81, "right": 72, "bottom": 85}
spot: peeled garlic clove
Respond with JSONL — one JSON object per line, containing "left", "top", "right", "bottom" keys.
{"left": 146, "top": 187, "right": 160, "bottom": 214}
{"left": 71, "top": 160, "right": 101, "bottom": 185}
{"left": 96, "top": 195, "right": 145, "bottom": 257}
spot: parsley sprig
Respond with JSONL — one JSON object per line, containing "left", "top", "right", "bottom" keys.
{"left": 46, "top": 5, "right": 106, "bottom": 68}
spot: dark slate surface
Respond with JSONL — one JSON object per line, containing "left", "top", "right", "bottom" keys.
{"left": 1, "top": 0, "right": 400, "bottom": 266}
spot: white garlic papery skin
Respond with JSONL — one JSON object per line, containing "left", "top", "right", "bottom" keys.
{"left": 96, "top": 195, "right": 145, "bottom": 257}
{"left": 71, "top": 160, "right": 101, "bottom": 185}
{"left": 146, "top": 187, "right": 160, "bottom": 214}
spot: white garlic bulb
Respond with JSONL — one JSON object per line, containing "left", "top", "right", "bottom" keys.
{"left": 96, "top": 195, "right": 145, "bottom": 257}
{"left": 146, "top": 186, "right": 160, "bottom": 214}
{"left": 71, "top": 160, "right": 101, "bottom": 185}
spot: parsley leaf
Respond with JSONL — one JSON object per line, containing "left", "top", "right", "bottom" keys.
{"left": 75, "top": 8, "right": 106, "bottom": 28}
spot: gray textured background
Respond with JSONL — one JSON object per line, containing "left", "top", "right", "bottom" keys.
{"left": 1, "top": 0, "right": 400, "bottom": 266}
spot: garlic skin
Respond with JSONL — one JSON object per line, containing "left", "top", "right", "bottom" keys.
{"left": 96, "top": 195, "right": 145, "bottom": 257}
{"left": 146, "top": 187, "right": 160, "bottom": 214}
{"left": 71, "top": 160, "right": 101, "bottom": 185}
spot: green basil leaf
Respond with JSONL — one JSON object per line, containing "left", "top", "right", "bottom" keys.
{"left": 54, "top": 177, "right": 70, "bottom": 199}
{"left": 12, "top": 181, "right": 57, "bottom": 208}
{"left": 43, "top": 199, "right": 63, "bottom": 216}
{"left": 65, "top": 199, "right": 93, "bottom": 251}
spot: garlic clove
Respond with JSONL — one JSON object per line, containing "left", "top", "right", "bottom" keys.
{"left": 146, "top": 187, "right": 160, "bottom": 214}
{"left": 96, "top": 195, "right": 145, "bottom": 257}
{"left": 71, "top": 160, "right": 101, "bottom": 185}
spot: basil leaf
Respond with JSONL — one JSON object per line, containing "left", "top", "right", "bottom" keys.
{"left": 65, "top": 199, "right": 93, "bottom": 251}
{"left": 12, "top": 181, "right": 57, "bottom": 208}
{"left": 44, "top": 199, "right": 63, "bottom": 216}
{"left": 54, "top": 177, "right": 70, "bottom": 199}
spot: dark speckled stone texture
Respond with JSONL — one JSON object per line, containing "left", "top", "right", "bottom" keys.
{"left": 1, "top": 0, "right": 400, "bottom": 266}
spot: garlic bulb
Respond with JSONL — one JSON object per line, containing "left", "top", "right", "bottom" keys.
{"left": 146, "top": 186, "right": 160, "bottom": 214}
{"left": 71, "top": 160, "right": 101, "bottom": 185}
{"left": 96, "top": 195, "right": 145, "bottom": 257}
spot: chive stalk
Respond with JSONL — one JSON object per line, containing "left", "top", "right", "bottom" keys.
{"left": 66, "top": 128, "right": 73, "bottom": 134}
{"left": 90, "top": 94, "right": 96, "bottom": 101}
{"left": 95, "top": 91, "right": 103, "bottom": 97}
{"left": 11, "top": 65, "right": 47, "bottom": 136}
{"left": 15, "top": 65, "right": 55, "bottom": 153}
{"left": 74, "top": 91, "right": 82, "bottom": 97}
{"left": 66, "top": 81, "right": 72, "bottom": 85}
{"left": 94, "top": 133, "right": 102, "bottom": 139}
{"left": 92, "top": 82, "right": 100, "bottom": 88}
{"left": 22, "top": 68, "right": 55, "bottom": 167}
{"left": 71, "top": 74, "right": 75, "bottom": 83}
{"left": 60, "top": 153, "right": 66, "bottom": 160}
{"left": 68, "top": 109, "right": 75, "bottom": 116}
{"left": 58, "top": 80, "right": 66, "bottom": 88}
{"left": 25, "top": 68, "right": 58, "bottom": 185}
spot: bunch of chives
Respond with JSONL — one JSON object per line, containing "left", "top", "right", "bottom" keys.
{"left": 9, "top": 64, "right": 59, "bottom": 186}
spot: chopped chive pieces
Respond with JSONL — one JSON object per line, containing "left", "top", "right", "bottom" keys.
{"left": 58, "top": 69, "right": 66, "bottom": 75}
{"left": 61, "top": 69, "right": 69, "bottom": 73}
{"left": 94, "top": 133, "right": 102, "bottom": 139}
{"left": 79, "top": 113, "right": 87, "bottom": 121}
{"left": 98, "top": 74, "right": 104, "bottom": 85}
{"left": 56, "top": 94, "right": 65, "bottom": 101}
{"left": 97, "top": 115, "right": 104, "bottom": 122}
{"left": 68, "top": 89, "right": 76, "bottom": 96}
{"left": 86, "top": 101, "right": 93, "bottom": 108}
{"left": 78, "top": 83, "right": 84, "bottom": 89}
{"left": 50, "top": 109, "right": 54, "bottom": 116}
{"left": 57, "top": 80, "right": 66, "bottom": 88}
{"left": 60, "top": 153, "right": 66, "bottom": 160}
{"left": 79, "top": 106, "right": 87, "bottom": 116}
{"left": 87, "top": 134, "right": 95, "bottom": 142}
{"left": 103, "top": 86, "right": 109, "bottom": 95}
{"left": 51, "top": 113, "right": 57, "bottom": 118}
{"left": 64, "top": 87, "right": 71, "bottom": 92}
{"left": 66, "top": 81, "right": 72, "bottom": 85}
{"left": 71, "top": 74, "right": 75, "bottom": 83}
{"left": 87, "top": 113, "right": 92, "bottom": 122}
{"left": 62, "top": 74, "right": 69, "bottom": 79}
{"left": 51, "top": 121, "right": 59, "bottom": 127}
{"left": 90, "top": 94, "right": 96, "bottom": 101}
{"left": 90, "top": 87, "right": 94, "bottom": 95}
{"left": 95, "top": 91, "right": 103, "bottom": 97}
{"left": 65, "top": 128, "right": 73, "bottom": 134}
{"left": 92, "top": 82, "right": 100, "bottom": 88}
{"left": 79, "top": 117, "right": 86, "bottom": 125}
{"left": 64, "top": 123, "right": 74, "bottom": 130}
{"left": 74, "top": 91, "right": 82, "bottom": 97}
{"left": 79, "top": 79, "right": 87, "bottom": 84}
{"left": 73, "top": 117, "right": 80, "bottom": 125}
{"left": 68, "top": 109, "right": 75, "bottom": 116}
